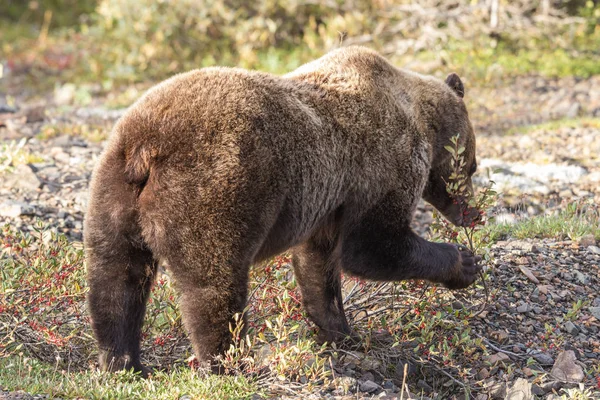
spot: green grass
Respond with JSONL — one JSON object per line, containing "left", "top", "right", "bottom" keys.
{"left": 37, "top": 121, "right": 110, "bottom": 142}
{"left": 507, "top": 117, "right": 600, "bottom": 136}
{"left": 483, "top": 202, "right": 600, "bottom": 242}
{"left": 434, "top": 32, "right": 600, "bottom": 84}
{"left": 0, "top": 355, "right": 258, "bottom": 400}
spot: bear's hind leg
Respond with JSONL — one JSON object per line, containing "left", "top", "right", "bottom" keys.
{"left": 166, "top": 252, "right": 251, "bottom": 371}
{"left": 292, "top": 237, "right": 351, "bottom": 344}
{"left": 86, "top": 220, "right": 157, "bottom": 376}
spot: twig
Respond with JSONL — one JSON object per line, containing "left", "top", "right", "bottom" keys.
{"left": 473, "top": 333, "right": 528, "bottom": 360}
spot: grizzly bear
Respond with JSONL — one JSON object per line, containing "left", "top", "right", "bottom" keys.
{"left": 84, "top": 46, "right": 481, "bottom": 375}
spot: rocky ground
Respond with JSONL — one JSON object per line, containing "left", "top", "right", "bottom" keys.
{"left": 1, "top": 74, "right": 599, "bottom": 399}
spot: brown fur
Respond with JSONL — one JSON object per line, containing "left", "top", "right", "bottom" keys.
{"left": 84, "top": 46, "right": 480, "bottom": 375}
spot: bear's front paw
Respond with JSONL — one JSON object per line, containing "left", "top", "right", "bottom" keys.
{"left": 444, "top": 245, "right": 482, "bottom": 290}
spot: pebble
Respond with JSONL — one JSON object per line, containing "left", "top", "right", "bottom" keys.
{"left": 505, "top": 378, "right": 533, "bottom": 400}
{"left": 359, "top": 380, "right": 381, "bottom": 394}
{"left": 532, "top": 352, "right": 554, "bottom": 365}
{"left": 587, "top": 245, "right": 600, "bottom": 255}
{"left": 563, "top": 321, "right": 579, "bottom": 335}
{"left": 0, "top": 201, "right": 34, "bottom": 217}
{"left": 551, "top": 350, "right": 584, "bottom": 383}
{"left": 3, "top": 164, "right": 41, "bottom": 192}
{"left": 573, "top": 270, "right": 590, "bottom": 285}
{"left": 476, "top": 367, "right": 490, "bottom": 380}
{"left": 486, "top": 352, "right": 510, "bottom": 366}
{"left": 579, "top": 234, "right": 597, "bottom": 247}
{"left": 588, "top": 306, "right": 600, "bottom": 320}
{"left": 516, "top": 303, "right": 531, "bottom": 313}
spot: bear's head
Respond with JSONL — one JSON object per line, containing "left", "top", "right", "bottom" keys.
{"left": 422, "top": 73, "right": 478, "bottom": 227}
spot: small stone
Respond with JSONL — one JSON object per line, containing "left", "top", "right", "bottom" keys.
{"left": 522, "top": 367, "right": 533, "bottom": 377}
{"left": 4, "top": 164, "right": 41, "bottom": 192}
{"left": 579, "top": 234, "right": 597, "bottom": 247}
{"left": 489, "top": 382, "right": 507, "bottom": 399}
{"left": 558, "top": 189, "right": 573, "bottom": 199}
{"left": 359, "top": 380, "right": 381, "bottom": 393}
{"left": 566, "top": 102, "right": 580, "bottom": 118}
{"left": 532, "top": 352, "right": 554, "bottom": 365}
{"left": 537, "top": 285, "right": 551, "bottom": 295}
{"left": 551, "top": 350, "right": 584, "bottom": 383}
{"left": 0, "top": 201, "right": 27, "bottom": 217}
{"left": 573, "top": 270, "right": 590, "bottom": 285}
{"left": 490, "top": 330, "right": 509, "bottom": 344}
{"left": 486, "top": 352, "right": 510, "bottom": 366}
{"left": 505, "top": 378, "right": 533, "bottom": 400}
{"left": 531, "top": 384, "right": 545, "bottom": 396}
{"left": 476, "top": 367, "right": 490, "bottom": 380}
{"left": 515, "top": 256, "right": 530, "bottom": 265}
{"left": 452, "top": 300, "right": 464, "bottom": 310}
{"left": 587, "top": 306, "right": 600, "bottom": 320}
{"left": 517, "top": 303, "right": 531, "bottom": 313}
{"left": 417, "top": 379, "right": 433, "bottom": 392}
{"left": 588, "top": 245, "right": 600, "bottom": 255}
{"left": 504, "top": 240, "right": 539, "bottom": 252}
{"left": 564, "top": 321, "right": 579, "bottom": 335}
{"left": 518, "top": 265, "right": 539, "bottom": 284}
{"left": 540, "top": 381, "right": 563, "bottom": 393}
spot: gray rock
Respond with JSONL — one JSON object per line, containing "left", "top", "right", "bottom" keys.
{"left": 551, "top": 350, "right": 584, "bottom": 383}
{"left": 476, "top": 367, "right": 490, "bottom": 380}
{"left": 579, "top": 234, "right": 597, "bottom": 247}
{"left": 587, "top": 245, "right": 600, "bottom": 255}
{"left": 505, "top": 378, "right": 533, "bottom": 400}
{"left": 564, "top": 321, "right": 579, "bottom": 335}
{"left": 4, "top": 164, "right": 41, "bottom": 192}
{"left": 540, "top": 380, "right": 563, "bottom": 393}
{"left": 516, "top": 303, "right": 531, "bottom": 313}
{"left": 531, "top": 385, "right": 545, "bottom": 396}
{"left": 359, "top": 380, "right": 380, "bottom": 394}
{"left": 589, "top": 306, "right": 600, "bottom": 319}
{"left": 0, "top": 201, "right": 35, "bottom": 217}
{"left": 566, "top": 102, "right": 580, "bottom": 118}
{"left": 504, "top": 240, "right": 539, "bottom": 253}
{"left": 532, "top": 352, "right": 554, "bottom": 365}
{"left": 381, "top": 380, "right": 397, "bottom": 392}
{"left": 573, "top": 270, "right": 590, "bottom": 285}
{"left": 489, "top": 382, "right": 507, "bottom": 399}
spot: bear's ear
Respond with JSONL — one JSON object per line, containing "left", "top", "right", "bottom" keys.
{"left": 445, "top": 73, "right": 464, "bottom": 98}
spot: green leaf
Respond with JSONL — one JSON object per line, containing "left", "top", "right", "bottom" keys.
{"left": 444, "top": 145, "right": 454, "bottom": 154}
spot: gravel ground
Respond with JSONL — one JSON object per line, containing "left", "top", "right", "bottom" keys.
{"left": 1, "top": 74, "right": 599, "bottom": 399}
